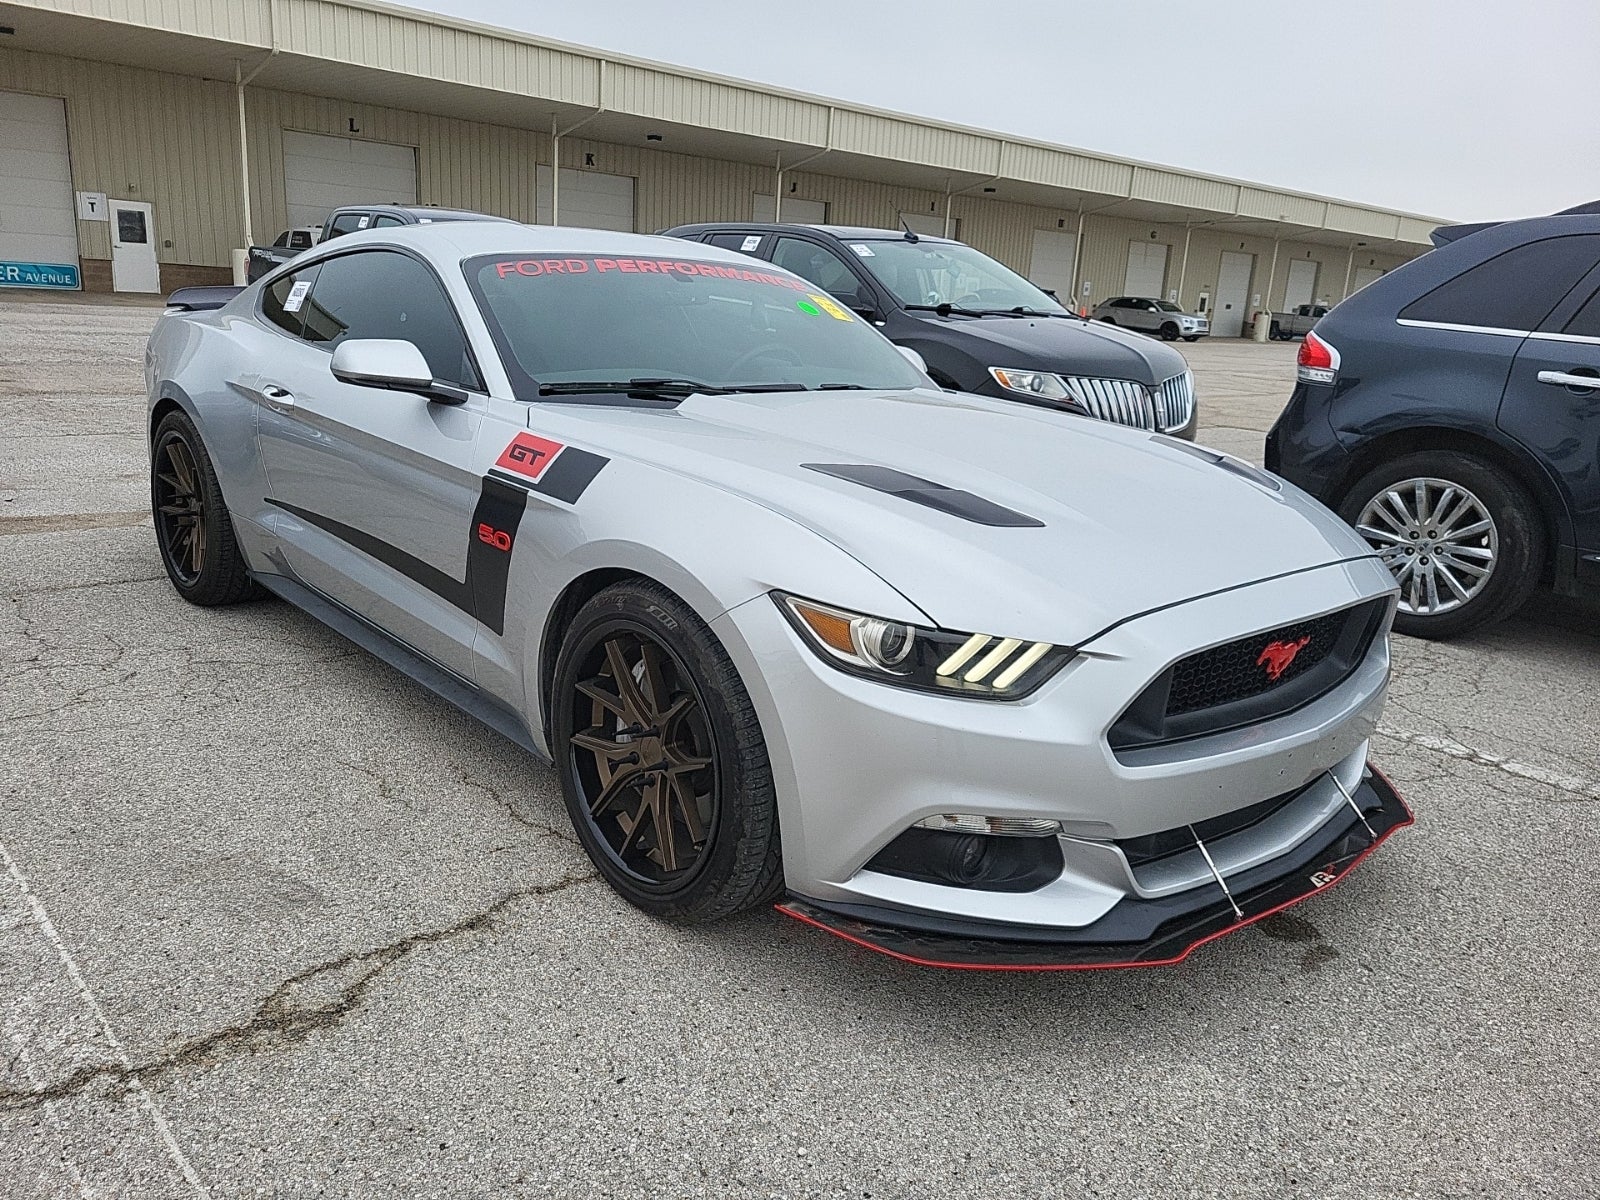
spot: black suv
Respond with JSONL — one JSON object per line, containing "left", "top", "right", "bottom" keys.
{"left": 664, "top": 222, "right": 1197, "bottom": 438}
{"left": 1266, "top": 208, "right": 1600, "bottom": 638}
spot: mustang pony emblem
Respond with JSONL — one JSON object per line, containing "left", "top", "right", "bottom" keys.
{"left": 1257, "top": 635, "right": 1312, "bottom": 681}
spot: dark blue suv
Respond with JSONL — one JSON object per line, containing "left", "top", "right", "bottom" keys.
{"left": 1266, "top": 209, "right": 1600, "bottom": 638}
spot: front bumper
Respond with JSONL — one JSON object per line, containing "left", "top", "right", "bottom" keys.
{"left": 778, "top": 765, "right": 1410, "bottom": 970}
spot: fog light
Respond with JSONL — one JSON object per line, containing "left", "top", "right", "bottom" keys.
{"left": 916, "top": 813, "right": 1063, "bottom": 837}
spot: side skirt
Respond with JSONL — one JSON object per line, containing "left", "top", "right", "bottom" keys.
{"left": 252, "top": 572, "right": 551, "bottom": 764}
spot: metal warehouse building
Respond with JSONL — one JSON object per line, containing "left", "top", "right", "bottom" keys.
{"left": 0, "top": 0, "right": 1438, "bottom": 331}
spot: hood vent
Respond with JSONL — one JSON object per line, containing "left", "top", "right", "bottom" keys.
{"left": 801, "top": 464, "right": 1044, "bottom": 528}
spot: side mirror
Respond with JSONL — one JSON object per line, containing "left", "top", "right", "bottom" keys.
{"left": 330, "top": 339, "right": 467, "bottom": 405}
{"left": 896, "top": 345, "right": 929, "bottom": 375}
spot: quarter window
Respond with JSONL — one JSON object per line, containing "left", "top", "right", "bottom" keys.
{"left": 1559, "top": 282, "right": 1600, "bottom": 339}
{"left": 1399, "top": 235, "right": 1600, "bottom": 331}
{"left": 260, "top": 264, "right": 320, "bottom": 339}
{"left": 299, "top": 250, "right": 481, "bottom": 389}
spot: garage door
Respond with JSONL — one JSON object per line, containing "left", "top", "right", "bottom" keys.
{"left": 1123, "top": 241, "right": 1169, "bottom": 299}
{"left": 536, "top": 167, "right": 635, "bottom": 231}
{"left": 1351, "top": 266, "right": 1385, "bottom": 293}
{"left": 1214, "top": 250, "right": 1255, "bottom": 337}
{"left": 753, "top": 194, "right": 827, "bottom": 224}
{"left": 1029, "top": 229, "right": 1077, "bottom": 303}
{"left": 1283, "top": 258, "right": 1318, "bottom": 310}
{"left": 282, "top": 131, "right": 417, "bottom": 231}
{"left": 0, "top": 91, "right": 80, "bottom": 290}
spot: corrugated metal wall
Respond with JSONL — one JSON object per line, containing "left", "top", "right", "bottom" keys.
{"left": 0, "top": 41, "right": 1419, "bottom": 306}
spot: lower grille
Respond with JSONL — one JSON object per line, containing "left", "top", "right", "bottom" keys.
{"left": 1062, "top": 372, "right": 1194, "bottom": 433}
{"left": 1108, "top": 598, "right": 1390, "bottom": 753}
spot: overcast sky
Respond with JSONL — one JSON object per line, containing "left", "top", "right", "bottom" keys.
{"left": 411, "top": 0, "right": 1599, "bottom": 224}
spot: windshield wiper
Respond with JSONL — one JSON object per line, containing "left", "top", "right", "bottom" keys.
{"left": 904, "top": 303, "right": 986, "bottom": 318}
{"left": 818, "top": 382, "right": 870, "bottom": 390}
{"left": 537, "top": 378, "right": 805, "bottom": 398}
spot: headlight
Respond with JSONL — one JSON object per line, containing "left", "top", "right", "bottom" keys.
{"left": 987, "top": 367, "right": 1072, "bottom": 401}
{"left": 777, "top": 594, "right": 1072, "bottom": 700}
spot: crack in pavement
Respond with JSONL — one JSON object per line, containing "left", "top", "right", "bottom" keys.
{"left": 1376, "top": 724, "right": 1600, "bottom": 802}
{"left": 0, "top": 872, "right": 596, "bottom": 1113}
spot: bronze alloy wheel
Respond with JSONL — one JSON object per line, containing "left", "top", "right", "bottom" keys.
{"left": 567, "top": 626, "right": 718, "bottom": 888}
{"left": 154, "top": 431, "right": 207, "bottom": 584}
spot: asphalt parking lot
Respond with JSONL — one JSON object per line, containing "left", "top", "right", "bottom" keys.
{"left": 2, "top": 296, "right": 1597, "bottom": 1199}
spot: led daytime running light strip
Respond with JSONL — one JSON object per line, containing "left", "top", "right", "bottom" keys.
{"left": 937, "top": 634, "right": 1055, "bottom": 688}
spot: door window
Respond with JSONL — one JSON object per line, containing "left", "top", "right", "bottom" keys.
{"left": 371, "top": 214, "right": 405, "bottom": 228}
{"left": 261, "top": 264, "right": 321, "bottom": 339}
{"left": 706, "top": 232, "right": 762, "bottom": 252}
{"left": 325, "top": 212, "right": 367, "bottom": 239}
{"left": 116, "top": 209, "right": 148, "bottom": 243}
{"left": 1559, "top": 284, "right": 1600, "bottom": 339}
{"left": 770, "top": 237, "right": 866, "bottom": 306}
{"left": 1399, "top": 235, "right": 1600, "bottom": 331}
{"left": 299, "top": 250, "right": 481, "bottom": 389}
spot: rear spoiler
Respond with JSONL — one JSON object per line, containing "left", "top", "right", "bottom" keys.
{"left": 165, "top": 285, "right": 244, "bottom": 312}
{"left": 1431, "top": 199, "right": 1600, "bottom": 247}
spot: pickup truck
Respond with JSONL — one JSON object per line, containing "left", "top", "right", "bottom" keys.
{"left": 1268, "top": 304, "right": 1330, "bottom": 340}
{"left": 245, "top": 203, "right": 514, "bottom": 282}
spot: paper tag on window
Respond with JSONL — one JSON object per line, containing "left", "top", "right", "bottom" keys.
{"left": 849, "top": 243, "right": 875, "bottom": 257}
{"left": 808, "top": 292, "right": 853, "bottom": 322}
{"left": 284, "top": 280, "right": 311, "bottom": 313}
{"left": 740, "top": 235, "right": 761, "bottom": 252}
{"left": 357, "top": 215, "right": 370, "bottom": 229}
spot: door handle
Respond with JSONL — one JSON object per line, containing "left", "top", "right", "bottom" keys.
{"left": 1536, "top": 369, "right": 1600, "bottom": 390}
{"left": 261, "top": 384, "right": 296, "bottom": 408}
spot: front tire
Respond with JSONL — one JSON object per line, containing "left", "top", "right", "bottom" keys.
{"left": 150, "top": 410, "right": 260, "bottom": 606}
{"left": 551, "top": 581, "right": 783, "bottom": 921}
{"left": 1183, "top": 335, "right": 1200, "bottom": 342}
{"left": 1338, "top": 450, "right": 1544, "bottom": 639}
{"left": 1160, "top": 322, "right": 1179, "bottom": 341}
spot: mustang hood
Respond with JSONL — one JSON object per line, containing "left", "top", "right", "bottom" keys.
{"left": 912, "top": 313, "right": 1188, "bottom": 384}
{"left": 554, "top": 389, "right": 1376, "bottom": 646}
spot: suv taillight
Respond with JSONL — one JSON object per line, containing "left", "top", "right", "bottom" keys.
{"left": 1297, "top": 331, "right": 1339, "bottom": 385}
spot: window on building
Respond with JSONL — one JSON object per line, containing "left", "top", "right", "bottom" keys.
{"left": 1399, "top": 235, "right": 1600, "bottom": 331}
{"left": 299, "top": 250, "right": 480, "bottom": 389}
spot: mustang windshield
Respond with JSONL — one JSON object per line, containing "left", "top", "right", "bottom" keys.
{"left": 467, "top": 253, "right": 929, "bottom": 396}
{"left": 852, "top": 239, "right": 1068, "bottom": 315}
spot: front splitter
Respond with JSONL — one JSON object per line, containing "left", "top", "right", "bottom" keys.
{"left": 776, "top": 765, "right": 1412, "bottom": 971}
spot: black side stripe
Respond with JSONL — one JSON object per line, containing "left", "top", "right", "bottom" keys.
{"left": 269, "top": 476, "right": 532, "bottom": 637}
{"left": 489, "top": 445, "right": 609, "bottom": 505}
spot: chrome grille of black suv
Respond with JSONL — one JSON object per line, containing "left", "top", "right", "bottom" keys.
{"left": 1108, "top": 598, "right": 1389, "bottom": 754}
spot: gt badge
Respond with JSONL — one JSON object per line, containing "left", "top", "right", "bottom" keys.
{"left": 495, "top": 432, "right": 565, "bottom": 481}
{"left": 1257, "top": 635, "right": 1311, "bottom": 682}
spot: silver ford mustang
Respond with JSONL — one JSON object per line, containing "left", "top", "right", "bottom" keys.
{"left": 146, "top": 224, "right": 1410, "bottom": 970}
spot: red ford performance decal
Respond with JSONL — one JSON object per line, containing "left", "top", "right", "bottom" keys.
{"left": 1257, "top": 635, "right": 1312, "bottom": 682}
{"left": 494, "top": 432, "right": 565, "bottom": 481}
{"left": 492, "top": 256, "right": 810, "bottom": 291}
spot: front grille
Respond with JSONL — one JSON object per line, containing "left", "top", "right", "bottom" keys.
{"left": 1168, "top": 610, "right": 1342, "bottom": 716}
{"left": 1107, "top": 598, "right": 1389, "bottom": 753}
{"left": 1061, "top": 376, "right": 1156, "bottom": 431}
{"left": 1154, "top": 372, "right": 1195, "bottom": 431}
{"left": 1117, "top": 783, "right": 1306, "bottom": 869}
{"left": 1062, "top": 373, "right": 1193, "bottom": 433}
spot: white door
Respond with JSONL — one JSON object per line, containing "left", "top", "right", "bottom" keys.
{"left": 1029, "top": 229, "right": 1077, "bottom": 302}
{"left": 1283, "top": 258, "right": 1318, "bottom": 311}
{"left": 753, "top": 193, "right": 828, "bottom": 223}
{"left": 898, "top": 210, "right": 959, "bottom": 239}
{"left": 536, "top": 166, "right": 635, "bottom": 231}
{"left": 1351, "top": 266, "right": 1384, "bottom": 294}
{"left": 282, "top": 131, "right": 417, "bottom": 230}
{"left": 1123, "top": 241, "right": 1169, "bottom": 299}
{"left": 0, "top": 91, "right": 81, "bottom": 290}
{"left": 109, "top": 199, "right": 159, "bottom": 293}
{"left": 1214, "top": 250, "right": 1255, "bottom": 337}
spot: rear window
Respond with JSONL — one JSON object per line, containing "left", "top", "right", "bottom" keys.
{"left": 1399, "top": 235, "right": 1600, "bottom": 331}
{"left": 465, "top": 253, "right": 927, "bottom": 396}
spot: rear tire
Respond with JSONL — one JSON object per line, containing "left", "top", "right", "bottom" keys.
{"left": 1270, "top": 321, "right": 1283, "bottom": 340}
{"left": 1337, "top": 450, "right": 1544, "bottom": 639}
{"left": 551, "top": 580, "right": 783, "bottom": 921}
{"left": 150, "top": 410, "right": 261, "bottom": 606}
